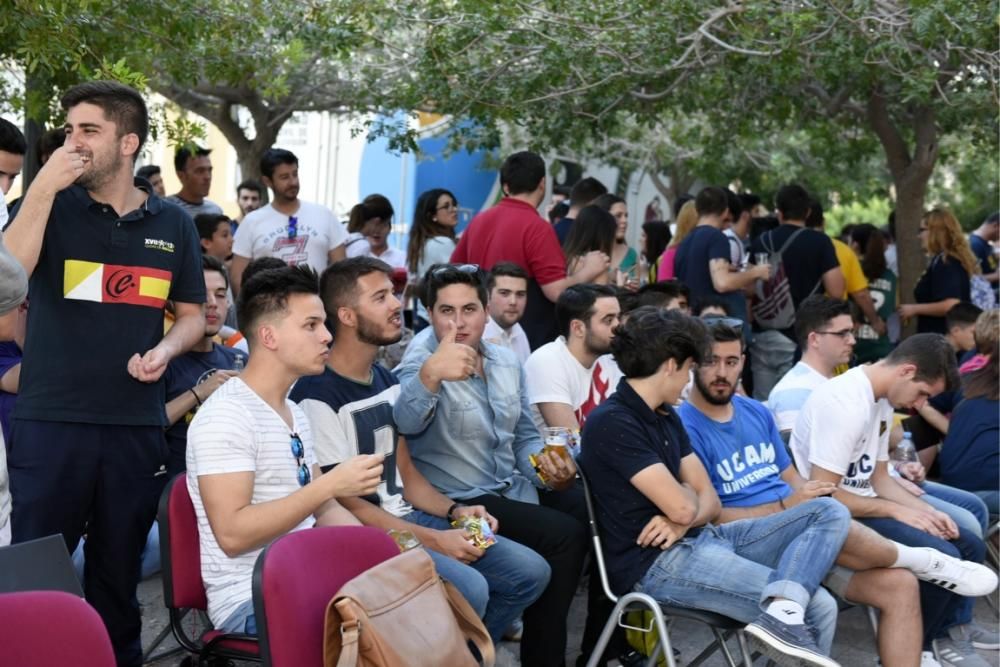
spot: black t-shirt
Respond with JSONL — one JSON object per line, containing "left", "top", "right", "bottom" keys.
{"left": 578, "top": 378, "right": 700, "bottom": 595}
{"left": 913, "top": 254, "right": 971, "bottom": 334}
{"left": 521, "top": 278, "right": 558, "bottom": 351}
{"left": 749, "top": 225, "right": 839, "bottom": 309}
{"left": 675, "top": 226, "right": 744, "bottom": 317}
{"left": 12, "top": 182, "right": 206, "bottom": 426}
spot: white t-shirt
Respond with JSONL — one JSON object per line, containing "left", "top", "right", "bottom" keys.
{"left": 724, "top": 228, "right": 747, "bottom": 269}
{"left": 232, "top": 201, "right": 347, "bottom": 274}
{"left": 352, "top": 245, "right": 407, "bottom": 270}
{"left": 483, "top": 317, "right": 531, "bottom": 365}
{"left": 766, "top": 361, "right": 828, "bottom": 432}
{"left": 524, "top": 337, "right": 622, "bottom": 431}
{"left": 186, "top": 378, "right": 317, "bottom": 628}
{"left": 791, "top": 366, "right": 892, "bottom": 498}
{"left": 414, "top": 236, "right": 458, "bottom": 320}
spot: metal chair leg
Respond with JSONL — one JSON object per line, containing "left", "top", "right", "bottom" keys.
{"left": 736, "top": 630, "right": 754, "bottom": 667}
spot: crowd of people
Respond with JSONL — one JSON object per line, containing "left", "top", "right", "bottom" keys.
{"left": 0, "top": 80, "right": 997, "bottom": 667}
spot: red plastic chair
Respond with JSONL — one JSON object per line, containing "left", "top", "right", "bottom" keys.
{"left": 0, "top": 590, "right": 115, "bottom": 666}
{"left": 252, "top": 525, "right": 401, "bottom": 667}
{"left": 158, "top": 473, "right": 260, "bottom": 663}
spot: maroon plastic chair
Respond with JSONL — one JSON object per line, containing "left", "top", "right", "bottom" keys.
{"left": 158, "top": 473, "right": 260, "bottom": 663}
{"left": 0, "top": 590, "right": 115, "bottom": 666}
{"left": 252, "top": 525, "right": 401, "bottom": 667}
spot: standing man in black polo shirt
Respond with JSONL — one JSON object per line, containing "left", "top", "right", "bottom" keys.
{"left": 4, "top": 81, "right": 206, "bottom": 667}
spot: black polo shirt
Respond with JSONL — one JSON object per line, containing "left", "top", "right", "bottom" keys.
{"left": 578, "top": 378, "right": 700, "bottom": 595}
{"left": 11, "top": 181, "right": 205, "bottom": 426}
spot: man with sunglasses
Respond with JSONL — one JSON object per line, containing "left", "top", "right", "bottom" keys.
{"left": 792, "top": 332, "right": 996, "bottom": 666}
{"left": 291, "top": 257, "right": 548, "bottom": 646}
{"left": 394, "top": 263, "right": 589, "bottom": 667}
{"left": 682, "top": 317, "right": 996, "bottom": 667}
{"left": 230, "top": 148, "right": 347, "bottom": 294}
{"left": 186, "top": 265, "right": 385, "bottom": 636}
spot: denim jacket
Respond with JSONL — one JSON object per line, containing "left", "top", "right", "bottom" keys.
{"left": 393, "top": 327, "right": 544, "bottom": 503}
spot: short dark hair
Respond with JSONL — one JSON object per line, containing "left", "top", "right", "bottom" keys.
{"left": 885, "top": 333, "right": 960, "bottom": 391}
{"left": 695, "top": 186, "right": 729, "bottom": 218}
{"left": 260, "top": 148, "right": 298, "bottom": 180}
{"left": 556, "top": 284, "right": 618, "bottom": 338}
{"left": 237, "top": 265, "right": 319, "bottom": 346}
{"left": 241, "top": 256, "right": 287, "bottom": 287}
{"left": 201, "top": 253, "right": 229, "bottom": 290}
{"left": 725, "top": 190, "right": 743, "bottom": 221}
{"left": 194, "top": 213, "right": 231, "bottom": 243}
{"left": 983, "top": 211, "right": 1000, "bottom": 226}
{"left": 500, "top": 151, "right": 545, "bottom": 196}
{"left": 775, "top": 184, "right": 812, "bottom": 221}
{"left": 611, "top": 307, "right": 708, "bottom": 378}
{"left": 804, "top": 197, "right": 824, "bottom": 229}
{"left": 552, "top": 185, "right": 571, "bottom": 198}
{"left": 61, "top": 81, "right": 148, "bottom": 156}
{"left": 637, "top": 280, "right": 689, "bottom": 309}
{"left": 693, "top": 295, "right": 731, "bottom": 316}
{"left": 136, "top": 164, "right": 160, "bottom": 181}
{"left": 174, "top": 144, "right": 211, "bottom": 173}
{"left": 704, "top": 316, "right": 745, "bottom": 351}
{"left": 548, "top": 201, "right": 569, "bottom": 225}
{"left": 422, "top": 264, "right": 487, "bottom": 312}
{"left": 237, "top": 179, "right": 265, "bottom": 197}
{"left": 486, "top": 262, "right": 528, "bottom": 291}
{"left": 738, "top": 193, "right": 761, "bottom": 213}
{"left": 794, "top": 295, "right": 852, "bottom": 348}
{"left": 672, "top": 194, "right": 693, "bottom": 219}
{"left": 0, "top": 118, "right": 26, "bottom": 155}
{"left": 945, "top": 302, "right": 983, "bottom": 331}
{"left": 319, "top": 256, "right": 392, "bottom": 332}
{"left": 36, "top": 127, "right": 65, "bottom": 161}
{"left": 592, "top": 193, "right": 625, "bottom": 212}
{"left": 569, "top": 177, "right": 608, "bottom": 207}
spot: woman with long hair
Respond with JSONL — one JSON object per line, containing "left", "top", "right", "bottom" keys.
{"left": 562, "top": 205, "right": 617, "bottom": 285}
{"left": 407, "top": 188, "right": 459, "bottom": 328}
{"left": 657, "top": 200, "right": 698, "bottom": 280}
{"left": 898, "top": 208, "right": 979, "bottom": 334}
{"left": 640, "top": 221, "right": 672, "bottom": 285}
{"left": 346, "top": 194, "right": 395, "bottom": 258}
{"left": 593, "top": 194, "right": 638, "bottom": 280}
{"left": 850, "top": 224, "right": 897, "bottom": 363}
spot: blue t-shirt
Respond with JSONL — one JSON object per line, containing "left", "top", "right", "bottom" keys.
{"left": 913, "top": 254, "right": 970, "bottom": 334}
{"left": 969, "top": 234, "right": 998, "bottom": 278}
{"left": 553, "top": 216, "right": 574, "bottom": 245}
{"left": 676, "top": 226, "right": 747, "bottom": 323}
{"left": 163, "top": 344, "right": 247, "bottom": 476}
{"left": 578, "top": 378, "right": 700, "bottom": 596}
{"left": 679, "top": 395, "right": 793, "bottom": 508}
{"left": 0, "top": 341, "right": 21, "bottom": 444}
{"left": 938, "top": 397, "right": 998, "bottom": 494}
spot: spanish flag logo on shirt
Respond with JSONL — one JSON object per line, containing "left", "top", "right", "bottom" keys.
{"left": 63, "top": 259, "right": 172, "bottom": 309}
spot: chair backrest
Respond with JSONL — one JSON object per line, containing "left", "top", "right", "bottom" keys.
{"left": 0, "top": 534, "right": 83, "bottom": 597}
{"left": 158, "top": 473, "right": 208, "bottom": 611}
{"left": 0, "top": 590, "right": 115, "bottom": 666}
{"left": 252, "top": 525, "right": 401, "bottom": 667}
{"left": 578, "top": 468, "right": 621, "bottom": 604}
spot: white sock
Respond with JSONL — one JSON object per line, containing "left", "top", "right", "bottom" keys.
{"left": 891, "top": 543, "right": 934, "bottom": 572}
{"left": 764, "top": 599, "right": 805, "bottom": 625}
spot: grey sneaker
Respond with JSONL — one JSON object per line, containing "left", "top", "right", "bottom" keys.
{"left": 744, "top": 613, "right": 840, "bottom": 667}
{"left": 949, "top": 622, "right": 1000, "bottom": 650}
{"left": 933, "top": 637, "right": 993, "bottom": 667}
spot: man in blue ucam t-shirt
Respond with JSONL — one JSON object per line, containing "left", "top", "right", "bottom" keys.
{"left": 679, "top": 318, "right": 996, "bottom": 667}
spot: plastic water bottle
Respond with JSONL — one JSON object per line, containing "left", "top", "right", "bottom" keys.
{"left": 233, "top": 354, "right": 245, "bottom": 372}
{"left": 892, "top": 431, "right": 918, "bottom": 475}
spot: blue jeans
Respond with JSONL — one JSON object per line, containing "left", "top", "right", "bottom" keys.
{"left": 219, "top": 598, "right": 255, "bottom": 635}
{"left": 635, "top": 498, "right": 851, "bottom": 654}
{"left": 859, "top": 517, "right": 985, "bottom": 648}
{"left": 404, "top": 510, "right": 550, "bottom": 643}
{"left": 975, "top": 490, "right": 999, "bottom": 515}
{"left": 922, "top": 481, "right": 989, "bottom": 537}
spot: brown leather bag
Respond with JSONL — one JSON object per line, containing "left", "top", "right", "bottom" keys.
{"left": 323, "top": 548, "right": 495, "bottom": 667}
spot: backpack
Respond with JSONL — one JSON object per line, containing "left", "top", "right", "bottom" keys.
{"left": 751, "top": 227, "right": 815, "bottom": 330}
{"left": 970, "top": 273, "right": 996, "bottom": 310}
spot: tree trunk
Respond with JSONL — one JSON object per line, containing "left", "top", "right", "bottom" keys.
{"left": 866, "top": 92, "right": 937, "bottom": 328}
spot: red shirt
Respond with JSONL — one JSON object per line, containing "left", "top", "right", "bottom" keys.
{"left": 451, "top": 198, "right": 566, "bottom": 285}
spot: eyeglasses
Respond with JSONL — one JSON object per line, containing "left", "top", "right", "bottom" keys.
{"left": 287, "top": 216, "right": 299, "bottom": 240}
{"left": 429, "top": 263, "right": 480, "bottom": 280}
{"left": 816, "top": 328, "right": 856, "bottom": 340}
{"left": 436, "top": 201, "right": 458, "bottom": 212}
{"left": 290, "top": 433, "right": 311, "bottom": 486}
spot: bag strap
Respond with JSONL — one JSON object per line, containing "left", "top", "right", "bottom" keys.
{"left": 775, "top": 226, "right": 808, "bottom": 256}
{"left": 334, "top": 598, "right": 361, "bottom": 667}
{"left": 444, "top": 580, "right": 496, "bottom": 667}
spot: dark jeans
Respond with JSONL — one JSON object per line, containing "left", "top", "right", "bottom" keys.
{"left": 8, "top": 419, "right": 167, "bottom": 667}
{"left": 859, "top": 517, "right": 986, "bottom": 649}
{"left": 467, "top": 493, "right": 588, "bottom": 667}
{"left": 539, "top": 483, "right": 629, "bottom": 666}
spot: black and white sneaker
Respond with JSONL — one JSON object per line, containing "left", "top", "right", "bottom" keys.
{"left": 911, "top": 547, "right": 998, "bottom": 596}
{"left": 744, "top": 613, "right": 840, "bottom": 667}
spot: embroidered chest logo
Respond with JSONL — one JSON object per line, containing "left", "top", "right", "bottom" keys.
{"left": 145, "top": 238, "right": 175, "bottom": 253}
{"left": 63, "top": 259, "right": 172, "bottom": 309}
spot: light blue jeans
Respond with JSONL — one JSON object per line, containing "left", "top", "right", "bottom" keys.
{"left": 404, "top": 510, "right": 550, "bottom": 643}
{"left": 921, "top": 480, "right": 989, "bottom": 537}
{"left": 635, "top": 497, "right": 851, "bottom": 654}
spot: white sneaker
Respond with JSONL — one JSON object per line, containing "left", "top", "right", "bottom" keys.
{"left": 911, "top": 547, "right": 998, "bottom": 596}
{"left": 921, "top": 650, "right": 943, "bottom": 666}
